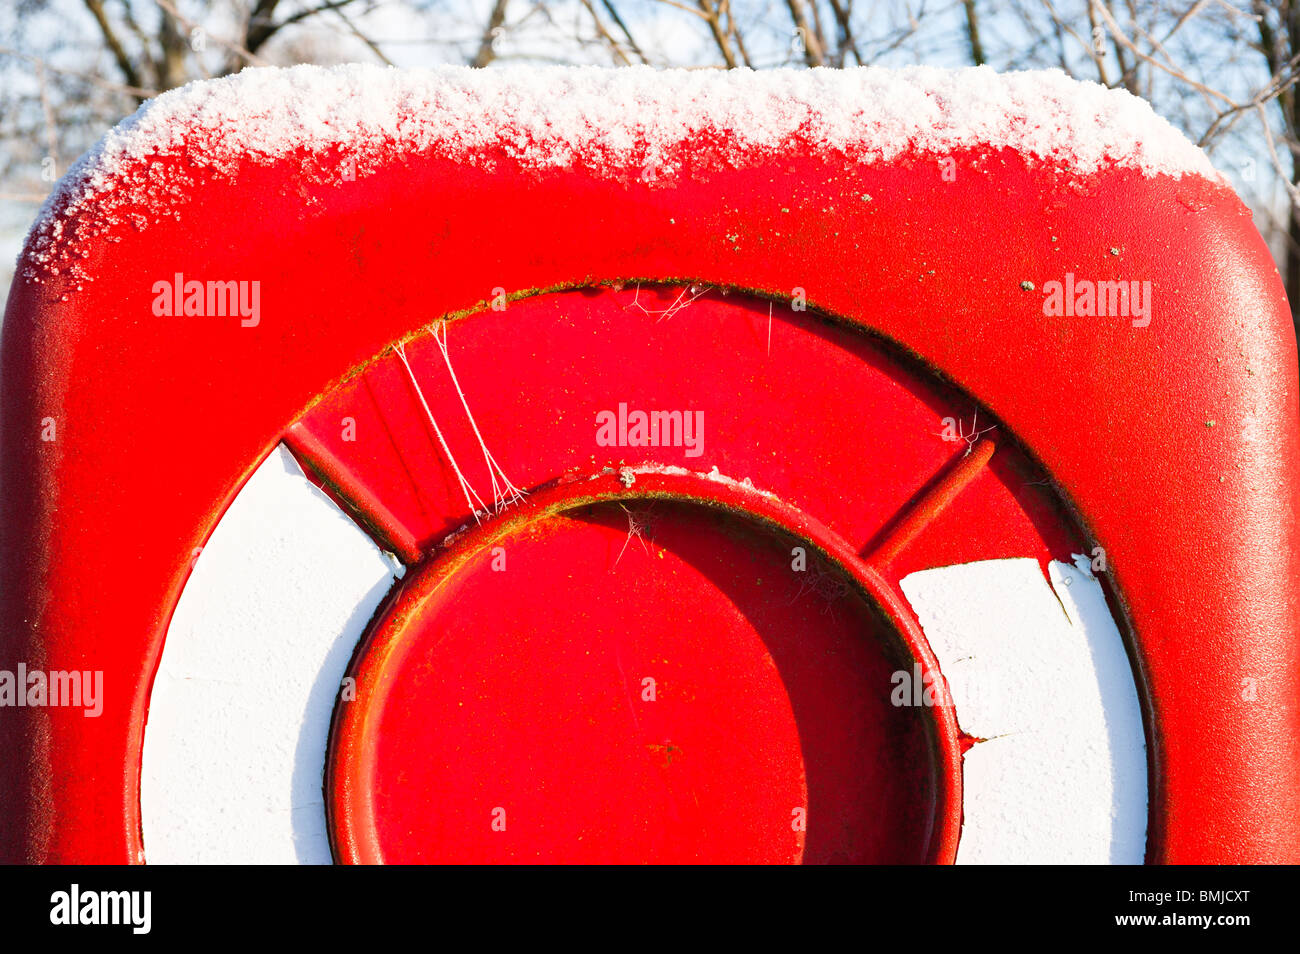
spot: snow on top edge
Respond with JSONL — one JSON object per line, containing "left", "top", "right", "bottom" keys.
{"left": 20, "top": 63, "right": 1221, "bottom": 279}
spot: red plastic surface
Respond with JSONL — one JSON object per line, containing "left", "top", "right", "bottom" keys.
{"left": 2, "top": 129, "right": 1298, "bottom": 862}
{"left": 327, "top": 472, "right": 960, "bottom": 863}
{"left": 294, "top": 290, "right": 1098, "bottom": 862}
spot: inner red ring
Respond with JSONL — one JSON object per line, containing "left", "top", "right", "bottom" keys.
{"left": 326, "top": 467, "right": 962, "bottom": 864}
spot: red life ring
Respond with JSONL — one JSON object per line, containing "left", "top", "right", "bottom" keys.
{"left": 2, "top": 65, "right": 1296, "bottom": 863}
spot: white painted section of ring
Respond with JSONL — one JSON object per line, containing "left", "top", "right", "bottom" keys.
{"left": 141, "top": 444, "right": 399, "bottom": 864}
{"left": 899, "top": 558, "right": 1147, "bottom": 864}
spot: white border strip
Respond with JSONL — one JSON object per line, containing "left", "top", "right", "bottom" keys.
{"left": 900, "top": 557, "right": 1147, "bottom": 864}
{"left": 141, "top": 445, "right": 399, "bottom": 864}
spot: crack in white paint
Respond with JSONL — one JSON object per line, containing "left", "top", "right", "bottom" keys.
{"left": 900, "top": 557, "right": 1147, "bottom": 864}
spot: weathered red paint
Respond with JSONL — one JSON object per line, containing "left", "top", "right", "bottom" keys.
{"left": 288, "top": 284, "right": 1093, "bottom": 861}
{"left": 2, "top": 111, "right": 1297, "bottom": 862}
{"left": 326, "top": 469, "right": 965, "bottom": 864}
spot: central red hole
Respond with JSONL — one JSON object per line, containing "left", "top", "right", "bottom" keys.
{"left": 339, "top": 501, "right": 940, "bottom": 863}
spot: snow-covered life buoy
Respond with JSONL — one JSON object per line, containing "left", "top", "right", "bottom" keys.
{"left": 2, "top": 64, "right": 1297, "bottom": 864}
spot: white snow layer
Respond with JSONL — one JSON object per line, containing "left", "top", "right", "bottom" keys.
{"left": 23, "top": 63, "right": 1217, "bottom": 279}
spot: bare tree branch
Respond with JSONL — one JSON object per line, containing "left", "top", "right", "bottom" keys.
{"left": 722, "top": 0, "right": 753, "bottom": 67}
{"left": 81, "top": 0, "right": 144, "bottom": 94}
{"left": 697, "top": 0, "right": 738, "bottom": 68}
{"left": 472, "top": 0, "right": 511, "bottom": 68}
{"left": 579, "top": 0, "right": 633, "bottom": 65}
{"left": 963, "top": 0, "right": 985, "bottom": 66}
{"left": 152, "top": 0, "right": 268, "bottom": 79}
{"left": 785, "top": 0, "right": 825, "bottom": 67}
{"left": 36, "top": 62, "right": 59, "bottom": 167}
{"left": 601, "top": 0, "right": 648, "bottom": 64}
{"left": 0, "top": 43, "right": 157, "bottom": 99}
{"left": 330, "top": 3, "right": 395, "bottom": 65}
{"left": 246, "top": 0, "right": 286, "bottom": 55}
